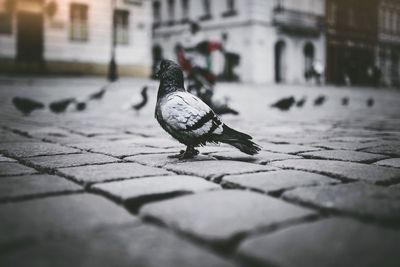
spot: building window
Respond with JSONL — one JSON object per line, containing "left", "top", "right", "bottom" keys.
{"left": 181, "top": 0, "right": 189, "bottom": 23}
{"left": 70, "top": 3, "right": 88, "bottom": 42}
{"left": 0, "top": 12, "right": 12, "bottom": 34}
{"left": 222, "top": 0, "right": 237, "bottom": 17}
{"left": 200, "top": 0, "right": 211, "bottom": 20}
{"left": 347, "top": 8, "right": 355, "bottom": 27}
{"left": 167, "top": 0, "right": 175, "bottom": 25}
{"left": 114, "top": 10, "right": 129, "bottom": 45}
{"left": 153, "top": 1, "right": 161, "bottom": 27}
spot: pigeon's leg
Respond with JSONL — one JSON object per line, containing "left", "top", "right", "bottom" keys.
{"left": 180, "top": 146, "right": 198, "bottom": 159}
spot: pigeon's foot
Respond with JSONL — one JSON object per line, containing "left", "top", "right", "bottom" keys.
{"left": 168, "top": 150, "right": 186, "bottom": 159}
{"left": 168, "top": 147, "right": 199, "bottom": 160}
{"left": 180, "top": 146, "right": 199, "bottom": 159}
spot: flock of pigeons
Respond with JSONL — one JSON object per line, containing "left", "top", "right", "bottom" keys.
{"left": 12, "top": 84, "right": 148, "bottom": 116}
{"left": 270, "top": 95, "right": 375, "bottom": 111}
{"left": 11, "top": 76, "right": 375, "bottom": 117}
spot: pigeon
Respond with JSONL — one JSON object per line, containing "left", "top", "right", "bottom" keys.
{"left": 132, "top": 86, "right": 148, "bottom": 111}
{"left": 342, "top": 97, "right": 349, "bottom": 106}
{"left": 213, "top": 103, "right": 239, "bottom": 115}
{"left": 314, "top": 95, "right": 326, "bottom": 106}
{"left": 367, "top": 98, "right": 374, "bottom": 107}
{"left": 12, "top": 97, "right": 44, "bottom": 115}
{"left": 75, "top": 101, "right": 87, "bottom": 111}
{"left": 49, "top": 98, "right": 76, "bottom": 113}
{"left": 296, "top": 97, "right": 306, "bottom": 107}
{"left": 271, "top": 96, "right": 295, "bottom": 111}
{"left": 212, "top": 96, "right": 239, "bottom": 115}
{"left": 89, "top": 86, "right": 107, "bottom": 100}
{"left": 155, "top": 60, "right": 261, "bottom": 159}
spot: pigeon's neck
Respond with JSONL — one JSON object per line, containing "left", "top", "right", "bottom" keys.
{"left": 157, "top": 77, "right": 185, "bottom": 99}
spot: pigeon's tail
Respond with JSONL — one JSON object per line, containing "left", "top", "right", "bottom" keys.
{"left": 214, "top": 125, "right": 261, "bottom": 155}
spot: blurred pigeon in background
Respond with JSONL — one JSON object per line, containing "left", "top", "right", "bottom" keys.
{"left": 213, "top": 96, "right": 239, "bottom": 115}
{"left": 271, "top": 96, "right": 295, "bottom": 111}
{"left": 314, "top": 95, "right": 326, "bottom": 106}
{"left": 155, "top": 59, "right": 260, "bottom": 159}
{"left": 342, "top": 97, "right": 349, "bottom": 106}
{"left": 49, "top": 98, "right": 76, "bottom": 113}
{"left": 89, "top": 85, "right": 107, "bottom": 100}
{"left": 367, "top": 97, "right": 374, "bottom": 107}
{"left": 12, "top": 97, "right": 44, "bottom": 115}
{"left": 296, "top": 97, "right": 306, "bottom": 107}
{"left": 132, "top": 86, "right": 148, "bottom": 111}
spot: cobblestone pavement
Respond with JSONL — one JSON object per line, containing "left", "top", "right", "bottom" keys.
{"left": 0, "top": 77, "right": 400, "bottom": 267}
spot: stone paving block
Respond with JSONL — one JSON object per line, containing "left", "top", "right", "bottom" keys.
{"left": 0, "top": 155, "right": 16, "bottom": 162}
{"left": 24, "top": 153, "right": 119, "bottom": 170}
{"left": 310, "top": 141, "right": 375, "bottom": 150}
{"left": 124, "top": 137, "right": 181, "bottom": 148}
{"left": 1, "top": 224, "right": 236, "bottom": 267}
{"left": 164, "top": 160, "right": 277, "bottom": 180}
{"left": 66, "top": 126, "right": 118, "bottom": 137}
{"left": 299, "top": 149, "right": 388, "bottom": 163}
{"left": 271, "top": 159, "right": 400, "bottom": 184}
{"left": 210, "top": 150, "right": 302, "bottom": 164}
{"left": 223, "top": 170, "right": 337, "bottom": 193}
{"left": 328, "top": 136, "right": 379, "bottom": 143}
{"left": 0, "top": 162, "right": 37, "bottom": 176}
{"left": 237, "top": 218, "right": 400, "bottom": 267}
{"left": 57, "top": 162, "right": 173, "bottom": 185}
{"left": 0, "top": 194, "right": 137, "bottom": 246}
{"left": 70, "top": 140, "right": 178, "bottom": 158}
{"left": 283, "top": 182, "right": 400, "bottom": 222}
{"left": 0, "top": 142, "right": 80, "bottom": 158}
{"left": 0, "top": 174, "right": 82, "bottom": 201}
{"left": 141, "top": 190, "right": 315, "bottom": 244}
{"left": 37, "top": 131, "right": 93, "bottom": 145}
{"left": 27, "top": 127, "right": 74, "bottom": 139}
{"left": 0, "top": 130, "right": 34, "bottom": 143}
{"left": 91, "top": 175, "right": 221, "bottom": 209}
{"left": 92, "top": 133, "right": 144, "bottom": 141}
{"left": 374, "top": 158, "right": 400, "bottom": 168}
{"left": 67, "top": 140, "right": 117, "bottom": 151}
{"left": 126, "top": 126, "right": 167, "bottom": 138}
{"left": 260, "top": 143, "right": 322, "bottom": 154}
{"left": 362, "top": 144, "right": 400, "bottom": 157}
{"left": 125, "top": 153, "right": 216, "bottom": 168}
{"left": 261, "top": 135, "right": 328, "bottom": 145}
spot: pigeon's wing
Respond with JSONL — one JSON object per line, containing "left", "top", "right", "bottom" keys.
{"left": 160, "top": 92, "right": 223, "bottom": 138}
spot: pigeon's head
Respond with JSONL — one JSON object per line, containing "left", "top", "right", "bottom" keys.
{"left": 157, "top": 60, "right": 185, "bottom": 95}
{"left": 157, "top": 60, "right": 182, "bottom": 78}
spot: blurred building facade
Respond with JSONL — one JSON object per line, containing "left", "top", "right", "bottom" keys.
{"left": 326, "top": 0, "right": 400, "bottom": 87}
{"left": 325, "top": 0, "right": 379, "bottom": 86}
{"left": 152, "top": 0, "right": 326, "bottom": 84}
{"left": 0, "top": 0, "right": 152, "bottom": 76}
{"left": 377, "top": 0, "right": 400, "bottom": 87}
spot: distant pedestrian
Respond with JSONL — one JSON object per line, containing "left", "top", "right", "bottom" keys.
{"left": 312, "top": 60, "right": 324, "bottom": 85}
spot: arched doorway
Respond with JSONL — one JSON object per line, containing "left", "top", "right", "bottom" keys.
{"left": 275, "top": 40, "right": 286, "bottom": 83}
{"left": 303, "top": 42, "right": 315, "bottom": 81}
